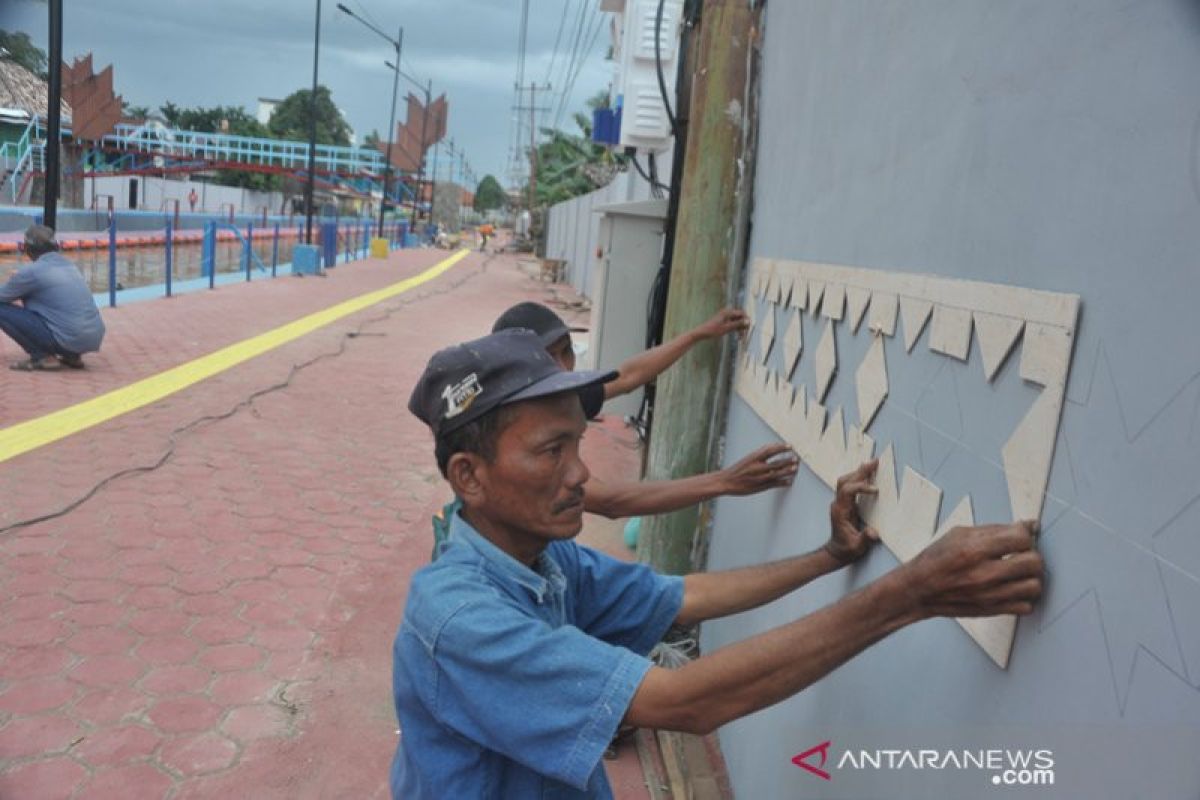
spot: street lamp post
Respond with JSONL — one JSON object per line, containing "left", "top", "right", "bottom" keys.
{"left": 335, "top": 3, "right": 402, "bottom": 237}
{"left": 303, "top": 0, "right": 322, "bottom": 245}
{"left": 43, "top": 0, "right": 63, "bottom": 229}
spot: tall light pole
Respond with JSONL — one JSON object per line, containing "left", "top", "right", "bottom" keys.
{"left": 303, "top": 0, "right": 322, "bottom": 245}
{"left": 335, "top": 3, "right": 402, "bottom": 235}
{"left": 43, "top": 0, "right": 63, "bottom": 229}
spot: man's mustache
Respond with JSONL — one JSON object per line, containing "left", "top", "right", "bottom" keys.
{"left": 551, "top": 491, "right": 585, "bottom": 514}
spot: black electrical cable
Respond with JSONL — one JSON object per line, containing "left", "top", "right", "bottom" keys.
{"left": 648, "top": 153, "right": 665, "bottom": 198}
{"left": 634, "top": 0, "right": 702, "bottom": 442}
{"left": 655, "top": 0, "right": 678, "bottom": 137}
{"left": 630, "top": 154, "right": 667, "bottom": 197}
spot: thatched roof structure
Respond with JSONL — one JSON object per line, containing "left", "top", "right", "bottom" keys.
{"left": 0, "top": 56, "right": 72, "bottom": 125}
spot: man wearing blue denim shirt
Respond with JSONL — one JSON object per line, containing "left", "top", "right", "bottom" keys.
{"left": 396, "top": 329, "right": 1045, "bottom": 798}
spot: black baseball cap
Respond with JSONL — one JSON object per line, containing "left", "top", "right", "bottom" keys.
{"left": 408, "top": 329, "right": 616, "bottom": 438}
{"left": 492, "top": 301, "right": 588, "bottom": 347}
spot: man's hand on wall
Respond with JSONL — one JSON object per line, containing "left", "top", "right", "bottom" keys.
{"left": 694, "top": 308, "right": 750, "bottom": 341}
{"left": 902, "top": 521, "right": 1044, "bottom": 618}
{"left": 717, "top": 443, "right": 799, "bottom": 496}
{"left": 824, "top": 460, "right": 881, "bottom": 565}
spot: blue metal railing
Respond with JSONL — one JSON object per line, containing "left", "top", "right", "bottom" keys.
{"left": 210, "top": 222, "right": 269, "bottom": 277}
{"left": 2, "top": 117, "right": 77, "bottom": 202}
{"left": 1, "top": 118, "right": 41, "bottom": 202}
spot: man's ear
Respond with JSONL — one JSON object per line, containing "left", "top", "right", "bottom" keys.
{"left": 446, "top": 452, "right": 486, "bottom": 503}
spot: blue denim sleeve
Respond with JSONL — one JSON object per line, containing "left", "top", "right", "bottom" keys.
{"left": 0, "top": 269, "right": 35, "bottom": 304}
{"left": 560, "top": 543, "right": 685, "bottom": 655}
{"left": 431, "top": 598, "right": 653, "bottom": 790}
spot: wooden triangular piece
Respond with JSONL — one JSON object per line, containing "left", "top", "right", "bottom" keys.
{"left": 973, "top": 311, "right": 1024, "bottom": 382}
{"left": 899, "top": 296, "right": 933, "bottom": 353}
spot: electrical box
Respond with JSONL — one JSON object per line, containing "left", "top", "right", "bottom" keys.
{"left": 614, "top": 0, "right": 683, "bottom": 153}
{"left": 585, "top": 199, "right": 669, "bottom": 419}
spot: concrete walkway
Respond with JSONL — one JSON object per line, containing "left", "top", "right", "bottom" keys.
{"left": 0, "top": 244, "right": 652, "bottom": 798}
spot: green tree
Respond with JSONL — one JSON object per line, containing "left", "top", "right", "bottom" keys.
{"left": 0, "top": 30, "right": 47, "bottom": 78}
{"left": 267, "top": 86, "right": 352, "bottom": 147}
{"left": 158, "top": 101, "right": 182, "bottom": 127}
{"left": 122, "top": 102, "right": 150, "bottom": 119}
{"left": 363, "top": 129, "right": 383, "bottom": 149}
{"left": 473, "top": 175, "right": 506, "bottom": 212}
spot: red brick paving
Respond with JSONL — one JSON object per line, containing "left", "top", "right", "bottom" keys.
{"left": 0, "top": 244, "right": 655, "bottom": 797}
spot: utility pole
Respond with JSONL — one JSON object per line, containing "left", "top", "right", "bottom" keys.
{"left": 639, "top": 1, "right": 761, "bottom": 575}
{"left": 303, "top": 0, "right": 323, "bottom": 245}
{"left": 336, "top": 4, "right": 404, "bottom": 237}
{"left": 42, "top": 0, "right": 63, "bottom": 229}
{"left": 512, "top": 83, "right": 550, "bottom": 213}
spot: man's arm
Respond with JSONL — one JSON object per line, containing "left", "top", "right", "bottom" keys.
{"left": 0, "top": 269, "right": 34, "bottom": 304}
{"left": 583, "top": 444, "right": 799, "bottom": 519}
{"left": 626, "top": 522, "right": 1044, "bottom": 734}
{"left": 674, "top": 460, "right": 879, "bottom": 624}
{"left": 604, "top": 308, "right": 749, "bottom": 399}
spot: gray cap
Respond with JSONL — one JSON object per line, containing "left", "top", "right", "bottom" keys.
{"left": 408, "top": 329, "right": 615, "bottom": 439}
{"left": 23, "top": 225, "right": 58, "bottom": 253}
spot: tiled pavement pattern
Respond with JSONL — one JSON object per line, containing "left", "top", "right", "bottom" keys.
{"left": 0, "top": 247, "right": 652, "bottom": 798}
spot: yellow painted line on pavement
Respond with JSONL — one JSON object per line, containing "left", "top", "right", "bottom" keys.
{"left": 0, "top": 249, "right": 471, "bottom": 465}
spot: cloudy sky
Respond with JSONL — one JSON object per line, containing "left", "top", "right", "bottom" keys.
{"left": 1, "top": 0, "right": 613, "bottom": 187}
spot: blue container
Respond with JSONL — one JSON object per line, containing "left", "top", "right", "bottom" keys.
{"left": 291, "top": 244, "right": 322, "bottom": 275}
{"left": 592, "top": 107, "right": 621, "bottom": 146}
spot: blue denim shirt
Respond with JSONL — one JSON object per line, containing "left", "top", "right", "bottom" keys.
{"left": 391, "top": 512, "right": 684, "bottom": 798}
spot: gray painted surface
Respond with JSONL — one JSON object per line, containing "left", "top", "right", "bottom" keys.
{"left": 703, "top": 2, "right": 1200, "bottom": 798}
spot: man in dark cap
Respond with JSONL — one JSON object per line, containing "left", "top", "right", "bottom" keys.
{"left": 392, "top": 329, "right": 1044, "bottom": 798}
{"left": 485, "top": 299, "right": 797, "bottom": 521}
{"left": 427, "top": 302, "right": 799, "bottom": 556}
{"left": 493, "top": 300, "right": 749, "bottom": 420}
{"left": 0, "top": 225, "right": 105, "bottom": 371}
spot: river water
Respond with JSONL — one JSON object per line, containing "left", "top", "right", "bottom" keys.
{"left": 1, "top": 237, "right": 304, "bottom": 294}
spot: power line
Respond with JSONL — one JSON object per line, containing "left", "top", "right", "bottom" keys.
{"left": 516, "top": 0, "right": 531, "bottom": 88}
{"left": 351, "top": 0, "right": 385, "bottom": 34}
{"left": 555, "top": 7, "right": 605, "bottom": 130}
{"left": 543, "top": 0, "right": 574, "bottom": 84}
{"left": 554, "top": 0, "right": 593, "bottom": 126}
{"left": 507, "top": 0, "right": 534, "bottom": 189}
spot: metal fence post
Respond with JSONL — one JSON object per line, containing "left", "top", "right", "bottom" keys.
{"left": 165, "top": 219, "right": 173, "bottom": 298}
{"left": 245, "top": 221, "right": 253, "bottom": 281}
{"left": 203, "top": 220, "right": 216, "bottom": 290}
{"left": 271, "top": 222, "right": 280, "bottom": 277}
{"left": 107, "top": 212, "right": 117, "bottom": 308}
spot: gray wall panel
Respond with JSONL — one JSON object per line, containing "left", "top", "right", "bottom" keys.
{"left": 703, "top": 2, "right": 1200, "bottom": 797}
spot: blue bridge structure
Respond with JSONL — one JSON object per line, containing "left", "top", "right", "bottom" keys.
{"left": 0, "top": 117, "right": 412, "bottom": 205}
